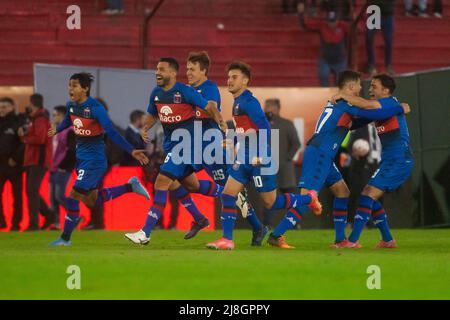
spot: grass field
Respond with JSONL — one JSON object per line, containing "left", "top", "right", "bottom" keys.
{"left": 1, "top": 229, "right": 449, "bottom": 300}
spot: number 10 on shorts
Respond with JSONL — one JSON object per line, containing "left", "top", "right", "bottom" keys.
{"left": 253, "top": 176, "right": 263, "bottom": 187}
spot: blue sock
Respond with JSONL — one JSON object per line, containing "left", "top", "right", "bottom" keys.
{"left": 333, "top": 197, "right": 349, "bottom": 242}
{"left": 272, "top": 205, "right": 307, "bottom": 237}
{"left": 348, "top": 195, "right": 373, "bottom": 243}
{"left": 221, "top": 194, "right": 237, "bottom": 240}
{"left": 198, "top": 180, "right": 223, "bottom": 198}
{"left": 172, "top": 185, "right": 204, "bottom": 221}
{"left": 372, "top": 200, "right": 393, "bottom": 242}
{"left": 246, "top": 204, "right": 263, "bottom": 231}
{"left": 95, "top": 184, "right": 132, "bottom": 206}
{"left": 61, "top": 198, "right": 80, "bottom": 241}
{"left": 270, "top": 193, "right": 311, "bottom": 210}
{"left": 142, "top": 190, "right": 167, "bottom": 237}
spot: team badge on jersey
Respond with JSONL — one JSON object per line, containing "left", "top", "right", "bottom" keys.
{"left": 83, "top": 108, "right": 91, "bottom": 118}
{"left": 174, "top": 92, "right": 182, "bottom": 104}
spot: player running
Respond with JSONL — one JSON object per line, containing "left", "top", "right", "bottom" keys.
{"left": 124, "top": 57, "right": 226, "bottom": 246}
{"left": 331, "top": 74, "right": 413, "bottom": 249}
{"left": 267, "top": 70, "right": 409, "bottom": 249}
{"left": 166, "top": 51, "right": 268, "bottom": 245}
{"left": 48, "top": 73, "right": 150, "bottom": 247}
{"left": 206, "top": 61, "right": 321, "bottom": 250}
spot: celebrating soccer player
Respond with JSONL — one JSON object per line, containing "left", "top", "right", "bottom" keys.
{"left": 268, "top": 70, "right": 409, "bottom": 249}
{"left": 206, "top": 61, "right": 322, "bottom": 250}
{"left": 124, "top": 57, "right": 227, "bottom": 245}
{"left": 167, "top": 51, "right": 268, "bottom": 245}
{"left": 331, "top": 74, "right": 413, "bottom": 248}
{"left": 48, "top": 73, "right": 151, "bottom": 246}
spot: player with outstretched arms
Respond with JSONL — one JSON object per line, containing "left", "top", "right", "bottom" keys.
{"left": 48, "top": 73, "right": 150, "bottom": 246}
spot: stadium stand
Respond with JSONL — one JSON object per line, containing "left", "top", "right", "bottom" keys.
{"left": 0, "top": 0, "right": 449, "bottom": 86}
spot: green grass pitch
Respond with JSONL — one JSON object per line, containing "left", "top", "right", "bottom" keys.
{"left": 1, "top": 229, "right": 449, "bottom": 300}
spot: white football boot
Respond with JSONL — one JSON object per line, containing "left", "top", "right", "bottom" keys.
{"left": 124, "top": 230, "right": 150, "bottom": 245}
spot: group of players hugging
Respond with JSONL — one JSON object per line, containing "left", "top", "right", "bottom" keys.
{"left": 48, "top": 51, "right": 412, "bottom": 250}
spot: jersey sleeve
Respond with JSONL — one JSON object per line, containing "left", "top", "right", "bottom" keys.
{"left": 345, "top": 99, "right": 404, "bottom": 120}
{"left": 94, "top": 105, "right": 135, "bottom": 155}
{"left": 243, "top": 99, "right": 271, "bottom": 137}
{"left": 146, "top": 88, "right": 158, "bottom": 116}
{"left": 183, "top": 85, "right": 209, "bottom": 109}
{"left": 56, "top": 103, "right": 73, "bottom": 133}
{"left": 202, "top": 84, "right": 221, "bottom": 110}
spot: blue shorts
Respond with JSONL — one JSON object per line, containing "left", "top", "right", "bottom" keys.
{"left": 368, "top": 156, "right": 413, "bottom": 192}
{"left": 159, "top": 152, "right": 196, "bottom": 180}
{"left": 298, "top": 146, "right": 343, "bottom": 191}
{"left": 228, "top": 161, "right": 277, "bottom": 192}
{"left": 73, "top": 159, "right": 108, "bottom": 193}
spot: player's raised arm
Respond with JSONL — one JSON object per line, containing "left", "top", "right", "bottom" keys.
{"left": 346, "top": 97, "right": 405, "bottom": 120}
{"left": 95, "top": 105, "right": 149, "bottom": 165}
{"left": 332, "top": 93, "right": 382, "bottom": 109}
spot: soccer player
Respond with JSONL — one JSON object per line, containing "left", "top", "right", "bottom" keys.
{"left": 124, "top": 57, "right": 227, "bottom": 245}
{"left": 48, "top": 73, "right": 151, "bottom": 246}
{"left": 267, "top": 70, "right": 409, "bottom": 249}
{"left": 168, "top": 51, "right": 268, "bottom": 245}
{"left": 331, "top": 74, "right": 413, "bottom": 248}
{"left": 206, "top": 61, "right": 322, "bottom": 250}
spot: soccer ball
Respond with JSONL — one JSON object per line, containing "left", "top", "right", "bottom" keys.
{"left": 352, "top": 139, "right": 370, "bottom": 158}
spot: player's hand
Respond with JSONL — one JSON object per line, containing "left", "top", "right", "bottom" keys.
{"left": 331, "top": 93, "right": 342, "bottom": 104}
{"left": 140, "top": 127, "right": 150, "bottom": 144}
{"left": 251, "top": 156, "right": 263, "bottom": 166}
{"left": 400, "top": 103, "right": 411, "bottom": 114}
{"left": 219, "top": 120, "right": 227, "bottom": 134}
{"left": 132, "top": 149, "right": 149, "bottom": 166}
{"left": 48, "top": 124, "right": 56, "bottom": 137}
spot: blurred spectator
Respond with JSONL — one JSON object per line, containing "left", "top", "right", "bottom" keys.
{"left": 48, "top": 106, "right": 76, "bottom": 230}
{"left": 103, "top": 0, "right": 124, "bottom": 15}
{"left": 433, "top": 0, "right": 443, "bottom": 18}
{"left": 19, "top": 94, "right": 53, "bottom": 231}
{"left": 0, "top": 97, "right": 24, "bottom": 231}
{"left": 404, "top": 0, "right": 429, "bottom": 17}
{"left": 263, "top": 98, "right": 301, "bottom": 227}
{"left": 121, "top": 110, "right": 147, "bottom": 166}
{"left": 298, "top": 3, "right": 350, "bottom": 86}
{"left": 366, "top": 0, "right": 396, "bottom": 76}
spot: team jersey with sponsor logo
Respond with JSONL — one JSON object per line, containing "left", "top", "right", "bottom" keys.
{"left": 147, "top": 81, "right": 209, "bottom": 152}
{"left": 57, "top": 96, "right": 134, "bottom": 161}
{"left": 373, "top": 96, "right": 412, "bottom": 159}
{"left": 193, "top": 79, "right": 221, "bottom": 131}
{"left": 308, "top": 98, "right": 405, "bottom": 158}
{"left": 232, "top": 90, "right": 271, "bottom": 160}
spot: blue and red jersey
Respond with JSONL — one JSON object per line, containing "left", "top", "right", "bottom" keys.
{"left": 193, "top": 79, "right": 221, "bottom": 131}
{"left": 372, "top": 96, "right": 412, "bottom": 159}
{"left": 308, "top": 97, "right": 405, "bottom": 158}
{"left": 147, "top": 81, "right": 209, "bottom": 152}
{"left": 232, "top": 90, "right": 271, "bottom": 159}
{"left": 57, "top": 96, "right": 134, "bottom": 162}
